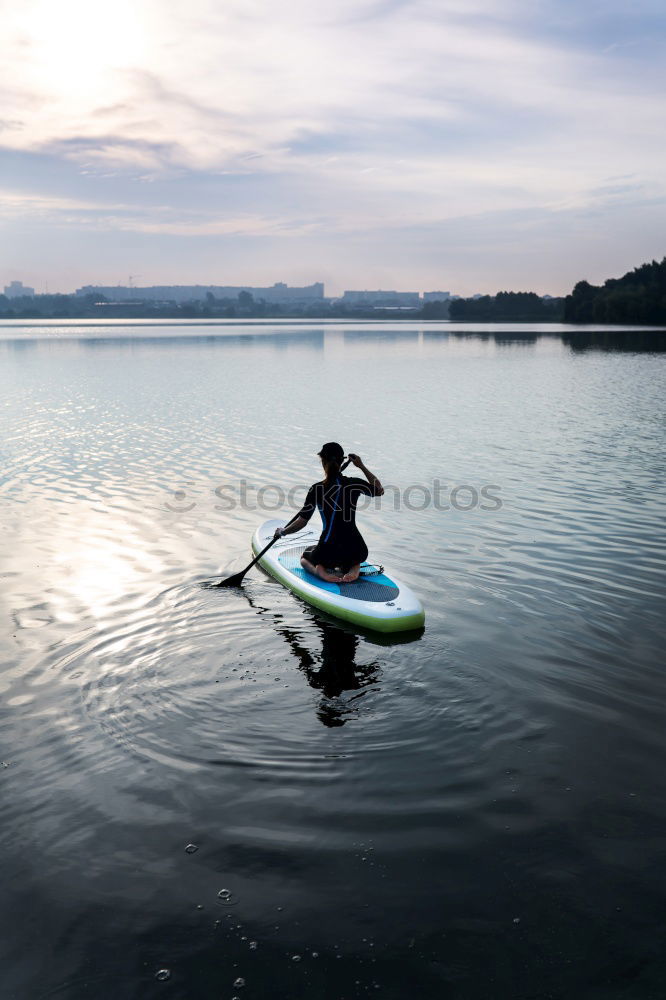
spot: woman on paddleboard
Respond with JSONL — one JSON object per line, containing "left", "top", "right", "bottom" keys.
{"left": 274, "top": 442, "right": 384, "bottom": 584}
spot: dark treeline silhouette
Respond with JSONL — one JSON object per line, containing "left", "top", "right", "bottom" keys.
{"left": 449, "top": 291, "right": 564, "bottom": 322}
{"left": 0, "top": 291, "right": 346, "bottom": 320}
{"left": 421, "top": 300, "right": 450, "bottom": 318}
{"left": 563, "top": 257, "right": 666, "bottom": 325}
{"left": 0, "top": 292, "right": 103, "bottom": 319}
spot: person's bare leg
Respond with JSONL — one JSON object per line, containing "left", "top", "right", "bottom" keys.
{"left": 340, "top": 564, "right": 361, "bottom": 584}
{"left": 301, "top": 556, "right": 342, "bottom": 583}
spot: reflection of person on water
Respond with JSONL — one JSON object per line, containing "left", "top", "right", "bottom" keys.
{"left": 279, "top": 621, "right": 381, "bottom": 728}
{"left": 242, "top": 591, "right": 382, "bottom": 728}
{"left": 274, "top": 442, "right": 384, "bottom": 584}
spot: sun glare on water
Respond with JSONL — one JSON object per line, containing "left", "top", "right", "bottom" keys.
{"left": 48, "top": 509, "right": 166, "bottom": 621}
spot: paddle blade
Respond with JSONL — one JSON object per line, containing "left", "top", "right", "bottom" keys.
{"left": 213, "top": 526, "right": 283, "bottom": 588}
{"left": 214, "top": 571, "right": 247, "bottom": 588}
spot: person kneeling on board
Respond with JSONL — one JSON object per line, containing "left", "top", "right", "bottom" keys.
{"left": 273, "top": 442, "right": 384, "bottom": 584}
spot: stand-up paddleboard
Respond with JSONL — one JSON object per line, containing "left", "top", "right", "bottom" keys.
{"left": 251, "top": 519, "right": 425, "bottom": 633}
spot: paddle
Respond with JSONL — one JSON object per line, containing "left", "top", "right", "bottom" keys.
{"left": 215, "top": 511, "right": 302, "bottom": 588}
{"left": 215, "top": 456, "right": 352, "bottom": 588}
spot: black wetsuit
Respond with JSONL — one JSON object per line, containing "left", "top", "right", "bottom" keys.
{"left": 297, "top": 475, "right": 379, "bottom": 571}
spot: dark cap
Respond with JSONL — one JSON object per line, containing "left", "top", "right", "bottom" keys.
{"left": 318, "top": 441, "right": 344, "bottom": 462}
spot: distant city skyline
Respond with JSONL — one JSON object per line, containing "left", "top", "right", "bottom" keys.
{"left": 1, "top": 269, "right": 548, "bottom": 301}
{"left": 1, "top": 278, "right": 494, "bottom": 302}
{"left": 2, "top": 278, "right": 463, "bottom": 301}
{"left": 2, "top": 1, "right": 665, "bottom": 296}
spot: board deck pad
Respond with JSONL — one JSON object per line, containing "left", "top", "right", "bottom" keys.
{"left": 277, "top": 544, "right": 400, "bottom": 602}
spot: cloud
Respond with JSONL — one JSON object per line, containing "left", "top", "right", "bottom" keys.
{"left": 0, "top": 189, "right": 129, "bottom": 218}
{"left": 0, "top": 186, "right": 330, "bottom": 237}
{"left": 2, "top": 0, "right": 663, "bottom": 176}
{"left": 0, "top": 0, "right": 664, "bottom": 291}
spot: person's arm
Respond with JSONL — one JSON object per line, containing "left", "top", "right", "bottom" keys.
{"left": 275, "top": 515, "right": 307, "bottom": 539}
{"left": 348, "top": 454, "right": 384, "bottom": 496}
{"left": 274, "top": 485, "right": 316, "bottom": 538}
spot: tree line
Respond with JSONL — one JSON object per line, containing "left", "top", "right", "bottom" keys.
{"left": 447, "top": 291, "right": 563, "bottom": 322}
{"left": 562, "top": 257, "right": 666, "bottom": 324}
{"left": 424, "top": 257, "right": 666, "bottom": 324}
{"left": 0, "top": 291, "right": 391, "bottom": 320}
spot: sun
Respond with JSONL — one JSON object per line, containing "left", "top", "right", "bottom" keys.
{"left": 18, "top": 0, "right": 147, "bottom": 106}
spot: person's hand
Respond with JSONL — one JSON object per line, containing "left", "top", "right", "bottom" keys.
{"left": 273, "top": 527, "right": 283, "bottom": 539}
{"left": 348, "top": 453, "right": 363, "bottom": 468}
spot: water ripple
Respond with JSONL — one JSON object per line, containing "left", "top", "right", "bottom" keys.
{"left": 1, "top": 327, "right": 665, "bottom": 999}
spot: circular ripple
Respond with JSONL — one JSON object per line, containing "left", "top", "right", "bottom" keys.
{"left": 50, "top": 577, "right": 525, "bottom": 798}
{"left": 77, "top": 596, "right": 321, "bottom": 772}
{"left": 53, "top": 579, "right": 401, "bottom": 775}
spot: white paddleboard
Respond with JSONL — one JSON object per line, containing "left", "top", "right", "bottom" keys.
{"left": 251, "top": 519, "right": 425, "bottom": 633}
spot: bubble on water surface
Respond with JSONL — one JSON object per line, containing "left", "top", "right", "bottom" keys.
{"left": 155, "top": 968, "right": 171, "bottom": 981}
{"left": 233, "top": 976, "right": 246, "bottom": 987}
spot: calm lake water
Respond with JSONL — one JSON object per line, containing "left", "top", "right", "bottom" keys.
{"left": 1, "top": 321, "right": 665, "bottom": 999}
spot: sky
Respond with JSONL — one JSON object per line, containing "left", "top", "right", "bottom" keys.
{"left": 1, "top": 0, "right": 665, "bottom": 297}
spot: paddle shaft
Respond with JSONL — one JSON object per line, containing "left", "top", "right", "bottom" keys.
{"left": 242, "top": 510, "right": 302, "bottom": 575}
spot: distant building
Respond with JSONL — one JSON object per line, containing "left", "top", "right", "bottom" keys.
{"left": 4, "top": 280, "right": 35, "bottom": 298}
{"left": 422, "top": 291, "right": 451, "bottom": 301}
{"left": 76, "top": 282, "right": 325, "bottom": 305}
{"left": 340, "top": 289, "right": 420, "bottom": 308}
